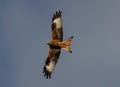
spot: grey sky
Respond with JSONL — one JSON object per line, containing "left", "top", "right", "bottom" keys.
{"left": 1, "top": 0, "right": 120, "bottom": 87}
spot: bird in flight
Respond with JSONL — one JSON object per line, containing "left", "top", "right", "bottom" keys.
{"left": 43, "top": 11, "right": 73, "bottom": 79}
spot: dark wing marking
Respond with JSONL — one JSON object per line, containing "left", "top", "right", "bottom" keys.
{"left": 43, "top": 48, "right": 61, "bottom": 79}
{"left": 51, "top": 23, "right": 58, "bottom": 40}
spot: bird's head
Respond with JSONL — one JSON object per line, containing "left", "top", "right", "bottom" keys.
{"left": 46, "top": 40, "right": 51, "bottom": 45}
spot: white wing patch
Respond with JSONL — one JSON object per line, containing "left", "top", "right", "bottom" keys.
{"left": 46, "top": 61, "right": 55, "bottom": 72}
{"left": 53, "top": 18, "right": 62, "bottom": 29}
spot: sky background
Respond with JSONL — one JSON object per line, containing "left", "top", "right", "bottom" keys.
{"left": 1, "top": 0, "right": 120, "bottom": 87}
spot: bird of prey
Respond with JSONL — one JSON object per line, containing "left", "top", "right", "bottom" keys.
{"left": 43, "top": 11, "right": 73, "bottom": 79}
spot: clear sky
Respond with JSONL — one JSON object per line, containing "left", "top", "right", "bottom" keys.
{"left": 1, "top": 0, "right": 120, "bottom": 87}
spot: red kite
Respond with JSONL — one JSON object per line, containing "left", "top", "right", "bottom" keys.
{"left": 43, "top": 11, "right": 73, "bottom": 79}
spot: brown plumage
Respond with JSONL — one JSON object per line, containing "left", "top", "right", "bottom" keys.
{"left": 43, "top": 11, "right": 73, "bottom": 79}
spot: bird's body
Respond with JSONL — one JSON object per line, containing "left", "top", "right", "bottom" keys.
{"left": 43, "top": 11, "right": 73, "bottom": 79}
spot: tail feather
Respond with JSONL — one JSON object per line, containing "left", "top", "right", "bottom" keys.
{"left": 59, "top": 36, "right": 73, "bottom": 53}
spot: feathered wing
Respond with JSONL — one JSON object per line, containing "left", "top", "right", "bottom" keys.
{"left": 43, "top": 11, "right": 63, "bottom": 79}
{"left": 52, "top": 10, "right": 63, "bottom": 41}
{"left": 43, "top": 48, "right": 60, "bottom": 79}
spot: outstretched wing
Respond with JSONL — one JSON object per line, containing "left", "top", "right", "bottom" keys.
{"left": 43, "top": 11, "right": 63, "bottom": 79}
{"left": 52, "top": 10, "right": 63, "bottom": 41}
{"left": 43, "top": 48, "right": 60, "bottom": 79}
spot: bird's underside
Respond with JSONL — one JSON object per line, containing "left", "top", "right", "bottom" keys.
{"left": 43, "top": 11, "right": 73, "bottom": 79}
{"left": 47, "top": 36, "right": 73, "bottom": 53}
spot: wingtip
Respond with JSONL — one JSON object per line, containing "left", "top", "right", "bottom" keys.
{"left": 68, "top": 36, "right": 74, "bottom": 39}
{"left": 43, "top": 66, "right": 51, "bottom": 79}
{"left": 70, "top": 36, "right": 74, "bottom": 39}
{"left": 58, "top": 10, "right": 62, "bottom": 14}
{"left": 69, "top": 51, "right": 72, "bottom": 53}
{"left": 52, "top": 10, "right": 62, "bottom": 22}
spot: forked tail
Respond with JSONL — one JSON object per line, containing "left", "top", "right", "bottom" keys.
{"left": 60, "top": 36, "right": 73, "bottom": 53}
